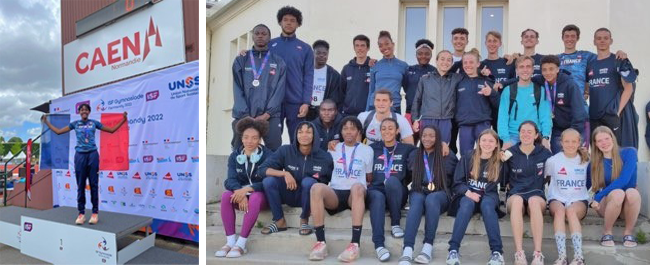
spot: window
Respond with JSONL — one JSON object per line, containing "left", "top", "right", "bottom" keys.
{"left": 404, "top": 7, "right": 427, "bottom": 65}
{"left": 480, "top": 6, "right": 504, "bottom": 57}
{"left": 441, "top": 7, "right": 465, "bottom": 52}
{"left": 224, "top": 31, "right": 252, "bottom": 111}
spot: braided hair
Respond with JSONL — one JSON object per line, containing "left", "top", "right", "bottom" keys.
{"left": 411, "top": 125, "right": 447, "bottom": 193}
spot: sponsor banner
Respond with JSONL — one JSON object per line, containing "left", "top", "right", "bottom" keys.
{"left": 51, "top": 61, "right": 198, "bottom": 227}
{"left": 63, "top": 0, "right": 185, "bottom": 94}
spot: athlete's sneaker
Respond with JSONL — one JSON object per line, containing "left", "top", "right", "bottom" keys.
{"left": 531, "top": 251, "right": 545, "bottom": 265}
{"left": 487, "top": 251, "right": 505, "bottom": 265}
{"left": 337, "top": 243, "right": 360, "bottom": 262}
{"left": 446, "top": 250, "right": 461, "bottom": 265}
{"left": 89, "top": 213, "right": 99, "bottom": 224}
{"left": 75, "top": 214, "right": 85, "bottom": 225}
{"left": 514, "top": 250, "right": 528, "bottom": 265}
{"left": 554, "top": 255, "right": 568, "bottom": 265}
{"left": 309, "top": 241, "right": 328, "bottom": 261}
{"left": 569, "top": 257, "right": 585, "bottom": 265}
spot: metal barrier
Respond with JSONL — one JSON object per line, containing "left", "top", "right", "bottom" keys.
{"left": 2, "top": 129, "right": 47, "bottom": 206}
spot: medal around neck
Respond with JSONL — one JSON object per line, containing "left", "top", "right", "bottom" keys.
{"left": 249, "top": 51, "right": 270, "bottom": 88}
{"left": 427, "top": 182, "right": 435, "bottom": 191}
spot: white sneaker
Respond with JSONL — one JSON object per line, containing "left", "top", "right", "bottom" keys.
{"left": 446, "top": 250, "right": 460, "bottom": 265}
{"left": 487, "top": 251, "right": 505, "bottom": 265}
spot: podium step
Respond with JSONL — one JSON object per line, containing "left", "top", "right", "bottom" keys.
{"left": 124, "top": 246, "right": 198, "bottom": 265}
{"left": 19, "top": 206, "right": 155, "bottom": 264}
{"left": 206, "top": 225, "right": 650, "bottom": 265}
{"left": 207, "top": 203, "right": 650, "bottom": 242}
{"left": 25, "top": 206, "right": 152, "bottom": 239}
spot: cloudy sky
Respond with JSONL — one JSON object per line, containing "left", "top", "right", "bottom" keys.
{"left": 0, "top": 0, "right": 61, "bottom": 142}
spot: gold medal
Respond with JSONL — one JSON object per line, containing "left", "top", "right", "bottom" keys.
{"left": 427, "top": 182, "right": 435, "bottom": 191}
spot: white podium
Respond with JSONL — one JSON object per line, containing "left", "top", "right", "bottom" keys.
{"left": 0, "top": 206, "right": 40, "bottom": 249}
{"left": 18, "top": 206, "right": 155, "bottom": 265}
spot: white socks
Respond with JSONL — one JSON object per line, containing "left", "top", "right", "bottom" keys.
{"left": 235, "top": 236, "right": 248, "bottom": 249}
{"left": 402, "top": 246, "right": 413, "bottom": 258}
{"left": 571, "top": 233, "right": 583, "bottom": 259}
{"left": 555, "top": 232, "right": 566, "bottom": 257}
{"left": 421, "top": 243, "right": 433, "bottom": 256}
{"left": 226, "top": 234, "right": 236, "bottom": 247}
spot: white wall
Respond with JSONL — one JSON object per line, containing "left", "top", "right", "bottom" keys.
{"left": 609, "top": 0, "right": 650, "bottom": 216}
{"left": 207, "top": 0, "right": 402, "bottom": 156}
{"left": 208, "top": 0, "right": 650, "bottom": 162}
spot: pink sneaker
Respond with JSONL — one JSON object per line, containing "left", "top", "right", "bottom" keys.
{"left": 309, "top": 241, "right": 328, "bottom": 261}
{"left": 531, "top": 251, "right": 545, "bottom": 265}
{"left": 75, "top": 214, "right": 85, "bottom": 225}
{"left": 89, "top": 214, "right": 99, "bottom": 224}
{"left": 338, "top": 243, "right": 360, "bottom": 262}
{"left": 514, "top": 250, "right": 527, "bottom": 265}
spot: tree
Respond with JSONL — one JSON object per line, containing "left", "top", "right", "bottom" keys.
{"left": 0, "top": 136, "right": 4, "bottom": 143}
{"left": 8, "top": 137, "right": 23, "bottom": 143}
{"left": 0, "top": 143, "right": 4, "bottom": 157}
{"left": 10, "top": 142, "right": 22, "bottom": 156}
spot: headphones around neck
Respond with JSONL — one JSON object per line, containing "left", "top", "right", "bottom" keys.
{"left": 236, "top": 146, "right": 263, "bottom": 165}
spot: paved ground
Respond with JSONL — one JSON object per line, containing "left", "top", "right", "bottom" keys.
{"left": 0, "top": 234, "right": 199, "bottom": 265}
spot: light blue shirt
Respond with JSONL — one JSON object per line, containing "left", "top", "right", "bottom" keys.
{"left": 366, "top": 57, "right": 408, "bottom": 111}
{"left": 497, "top": 83, "right": 552, "bottom": 144}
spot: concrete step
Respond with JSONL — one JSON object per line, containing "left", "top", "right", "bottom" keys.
{"left": 207, "top": 203, "right": 650, "bottom": 242}
{"left": 206, "top": 225, "right": 650, "bottom": 265}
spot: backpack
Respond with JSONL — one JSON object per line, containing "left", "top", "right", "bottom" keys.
{"left": 362, "top": 110, "right": 398, "bottom": 143}
{"left": 508, "top": 82, "right": 543, "bottom": 121}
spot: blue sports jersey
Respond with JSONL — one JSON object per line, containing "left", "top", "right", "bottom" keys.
{"left": 482, "top": 58, "right": 515, "bottom": 83}
{"left": 586, "top": 54, "right": 638, "bottom": 120}
{"left": 69, "top": 119, "right": 103, "bottom": 152}
{"left": 559, "top": 50, "right": 596, "bottom": 107}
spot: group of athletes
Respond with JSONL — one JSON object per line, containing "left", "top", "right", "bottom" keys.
{"left": 217, "top": 5, "right": 641, "bottom": 265}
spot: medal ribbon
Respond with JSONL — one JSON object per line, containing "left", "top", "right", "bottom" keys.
{"left": 342, "top": 143, "right": 360, "bottom": 179}
{"left": 423, "top": 151, "right": 434, "bottom": 185}
{"left": 383, "top": 145, "right": 397, "bottom": 182}
{"left": 249, "top": 51, "right": 270, "bottom": 81}
{"left": 544, "top": 81, "right": 557, "bottom": 114}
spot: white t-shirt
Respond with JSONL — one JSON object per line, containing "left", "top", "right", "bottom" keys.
{"left": 311, "top": 66, "right": 327, "bottom": 106}
{"left": 452, "top": 55, "right": 462, "bottom": 63}
{"left": 545, "top": 152, "right": 590, "bottom": 205}
{"left": 357, "top": 111, "right": 414, "bottom": 145}
{"left": 328, "top": 142, "right": 374, "bottom": 190}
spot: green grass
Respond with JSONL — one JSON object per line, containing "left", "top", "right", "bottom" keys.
{"left": 636, "top": 230, "right": 648, "bottom": 244}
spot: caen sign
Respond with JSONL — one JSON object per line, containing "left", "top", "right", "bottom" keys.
{"left": 75, "top": 16, "right": 162, "bottom": 75}
{"left": 63, "top": 0, "right": 185, "bottom": 95}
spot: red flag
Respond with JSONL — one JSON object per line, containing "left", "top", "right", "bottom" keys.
{"left": 26, "top": 139, "right": 32, "bottom": 200}
{"left": 99, "top": 113, "right": 129, "bottom": 170}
